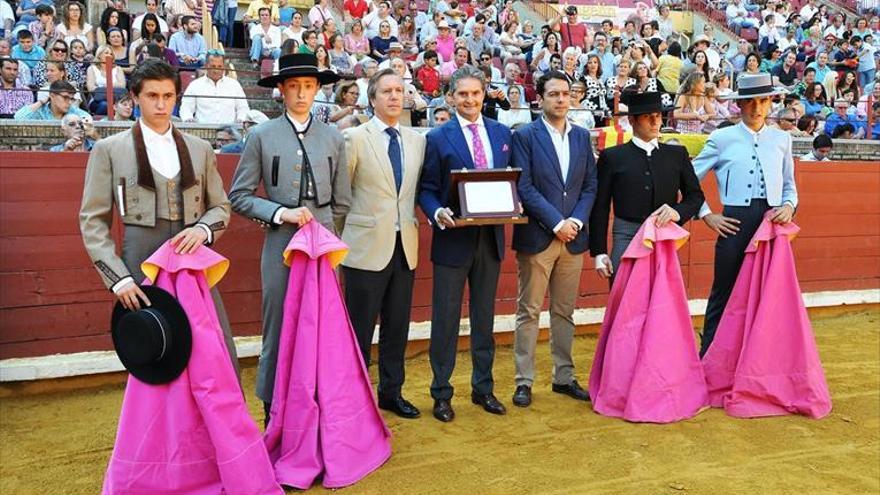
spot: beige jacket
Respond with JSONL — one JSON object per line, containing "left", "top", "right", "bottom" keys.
{"left": 341, "top": 118, "right": 426, "bottom": 271}
{"left": 79, "top": 125, "right": 231, "bottom": 290}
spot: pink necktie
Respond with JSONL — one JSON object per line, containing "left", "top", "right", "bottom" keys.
{"left": 467, "top": 123, "right": 489, "bottom": 170}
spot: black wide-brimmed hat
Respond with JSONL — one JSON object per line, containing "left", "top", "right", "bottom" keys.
{"left": 258, "top": 53, "right": 341, "bottom": 88}
{"left": 111, "top": 286, "right": 192, "bottom": 385}
{"left": 614, "top": 91, "right": 674, "bottom": 116}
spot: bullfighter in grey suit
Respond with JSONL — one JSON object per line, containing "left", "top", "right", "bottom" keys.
{"left": 79, "top": 60, "right": 239, "bottom": 374}
{"left": 229, "top": 54, "right": 351, "bottom": 423}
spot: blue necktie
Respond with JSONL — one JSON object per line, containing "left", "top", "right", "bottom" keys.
{"left": 385, "top": 127, "right": 402, "bottom": 193}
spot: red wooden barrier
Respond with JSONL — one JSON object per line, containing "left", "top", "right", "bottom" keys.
{"left": 0, "top": 153, "right": 878, "bottom": 359}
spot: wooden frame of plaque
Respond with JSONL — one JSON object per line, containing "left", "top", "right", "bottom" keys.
{"left": 448, "top": 168, "right": 528, "bottom": 226}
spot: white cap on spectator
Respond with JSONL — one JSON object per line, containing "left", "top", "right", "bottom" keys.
{"left": 438, "top": 20, "right": 450, "bottom": 29}
{"left": 388, "top": 41, "right": 404, "bottom": 51}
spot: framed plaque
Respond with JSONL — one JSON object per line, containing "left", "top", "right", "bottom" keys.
{"left": 448, "top": 168, "right": 528, "bottom": 226}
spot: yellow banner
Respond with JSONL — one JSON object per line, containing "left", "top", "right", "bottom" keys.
{"left": 594, "top": 127, "right": 709, "bottom": 157}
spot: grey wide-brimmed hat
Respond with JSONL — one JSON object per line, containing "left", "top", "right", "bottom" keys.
{"left": 719, "top": 73, "right": 788, "bottom": 100}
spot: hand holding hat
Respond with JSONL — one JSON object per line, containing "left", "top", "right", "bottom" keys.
{"left": 112, "top": 286, "right": 192, "bottom": 385}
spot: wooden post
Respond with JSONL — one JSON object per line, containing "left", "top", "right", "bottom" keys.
{"left": 105, "top": 60, "right": 115, "bottom": 120}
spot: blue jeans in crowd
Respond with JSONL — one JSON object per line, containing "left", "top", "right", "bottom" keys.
{"left": 250, "top": 35, "right": 281, "bottom": 62}
{"left": 859, "top": 69, "right": 876, "bottom": 90}
{"left": 728, "top": 17, "right": 759, "bottom": 35}
{"left": 218, "top": 7, "right": 237, "bottom": 47}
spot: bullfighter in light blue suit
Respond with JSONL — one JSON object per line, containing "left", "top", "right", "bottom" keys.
{"left": 692, "top": 73, "right": 798, "bottom": 357}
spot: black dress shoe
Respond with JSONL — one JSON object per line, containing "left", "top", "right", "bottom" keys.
{"left": 552, "top": 380, "right": 591, "bottom": 402}
{"left": 512, "top": 385, "right": 532, "bottom": 407}
{"left": 433, "top": 399, "right": 455, "bottom": 422}
{"left": 378, "top": 395, "right": 421, "bottom": 419}
{"left": 471, "top": 392, "right": 507, "bottom": 415}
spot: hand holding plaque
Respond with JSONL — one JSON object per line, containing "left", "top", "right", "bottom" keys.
{"left": 448, "top": 168, "right": 528, "bottom": 226}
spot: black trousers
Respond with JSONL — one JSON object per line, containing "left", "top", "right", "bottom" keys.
{"left": 700, "top": 199, "right": 771, "bottom": 357}
{"left": 430, "top": 226, "right": 501, "bottom": 400}
{"left": 343, "top": 235, "right": 415, "bottom": 400}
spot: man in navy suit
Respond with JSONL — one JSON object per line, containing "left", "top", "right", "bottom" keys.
{"left": 509, "top": 71, "right": 598, "bottom": 408}
{"left": 419, "top": 66, "right": 512, "bottom": 422}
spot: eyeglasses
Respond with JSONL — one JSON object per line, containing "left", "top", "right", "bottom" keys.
{"left": 52, "top": 93, "right": 74, "bottom": 102}
{"left": 481, "top": 57, "right": 491, "bottom": 61}
{"left": 52, "top": 47, "right": 68, "bottom": 53}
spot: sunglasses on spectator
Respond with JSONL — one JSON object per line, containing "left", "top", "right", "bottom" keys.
{"left": 481, "top": 56, "right": 491, "bottom": 61}
{"left": 52, "top": 47, "right": 68, "bottom": 52}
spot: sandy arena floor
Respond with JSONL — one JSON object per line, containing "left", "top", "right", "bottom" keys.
{"left": 1, "top": 308, "right": 878, "bottom": 494}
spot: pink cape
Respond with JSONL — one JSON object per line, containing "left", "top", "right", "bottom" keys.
{"left": 702, "top": 214, "right": 832, "bottom": 419}
{"left": 263, "top": 221, "right": 392, "bottom": 489}
{"left": 589, "top": 219, "right": 709, "bottom": 423}
{"left": 102, "top": 242, "right": 283, "bottom": 495}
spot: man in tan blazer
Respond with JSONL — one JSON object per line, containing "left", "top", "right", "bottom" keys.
{"left": 79, "top": 59, "right": 236, "bottom": 369}
{"left": 341, "top": 68, "right": 426, "bottom": 419}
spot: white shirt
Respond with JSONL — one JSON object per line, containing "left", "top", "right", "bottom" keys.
{"left": 112, "top": 120, "right": 211, "bottom": 293}
{"left": 355, "top": 77, "right": 370, "bottom": 109}
{"left": 281, "top": 26, "right": 304, "bottom": 44}
{"left": 726, "top": 4, "right": 747, "bottom": 20}
{"left": 800, "top": 151, "right": 830, "bottom": 162}
{"left": 179, "top": 75, "right": 250, "bottom": 124}
{"left": 141, "top": 120, "right": 181, "bottom": 179}
{"left": 250, "top": 23, "right": 282, "bottom": 50}
{"left": 433, "top": 113, "right": 495, "bottom": 227}
{"left": 824, "top": 24, "right": 846, "bottom": 40}
{"left": 272, "top": 113, "right": 312, "bottom": 224}
{"left": 363, "top": 11, "right": 399, "bottom": 38}
{"left": 542, "top": 117, "right": 583, "bottom": 232}
{"left": 373, "top": 117, "right": 403, "bottom": 229}
{"left": 0, "top": 0, "right": 14, "bottom": 27}
{"left": 631, "top": 135, "right": 659, "bottom": 156}
{"left": 799, "top": 4, "right": 817, "bottom": 21}
{"left": 542, "top": 117, "right": 571, "bottom": 182}
{"left": 377, "top": 58, "right": 412, "bottom": 80}
{"left": 373, "top": 117, "right": 404, "bottom": 168}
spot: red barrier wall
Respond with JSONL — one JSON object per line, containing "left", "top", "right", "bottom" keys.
{"left": 1, "top": 153, "right": 878, "bottom": 359}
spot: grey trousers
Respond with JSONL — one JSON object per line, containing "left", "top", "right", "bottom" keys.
{"left": 122, "top": 219, "right": 240, "bottom": 378}
{"left": 609, "top": 217, "right": 643, "bottom": 274}
{"left": 255, "top": 213, "right": 336, "bottom": 403}
{"left": 514, "top": 239, "right": 584, "bottom": 387}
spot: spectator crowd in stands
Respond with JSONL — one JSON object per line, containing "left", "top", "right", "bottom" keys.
{"left": 0, "top": 0, "right": 878, "bottom": 148}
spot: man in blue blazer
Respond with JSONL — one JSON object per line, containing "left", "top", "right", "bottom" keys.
{"left": 509, "top": 71, "right": 598, "bottom": 408}
{"left": 418, "top": 66, "right": 512, "bottom": 422}
{"left": 692, "top": 73, "right": 798, "bottom": 357}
